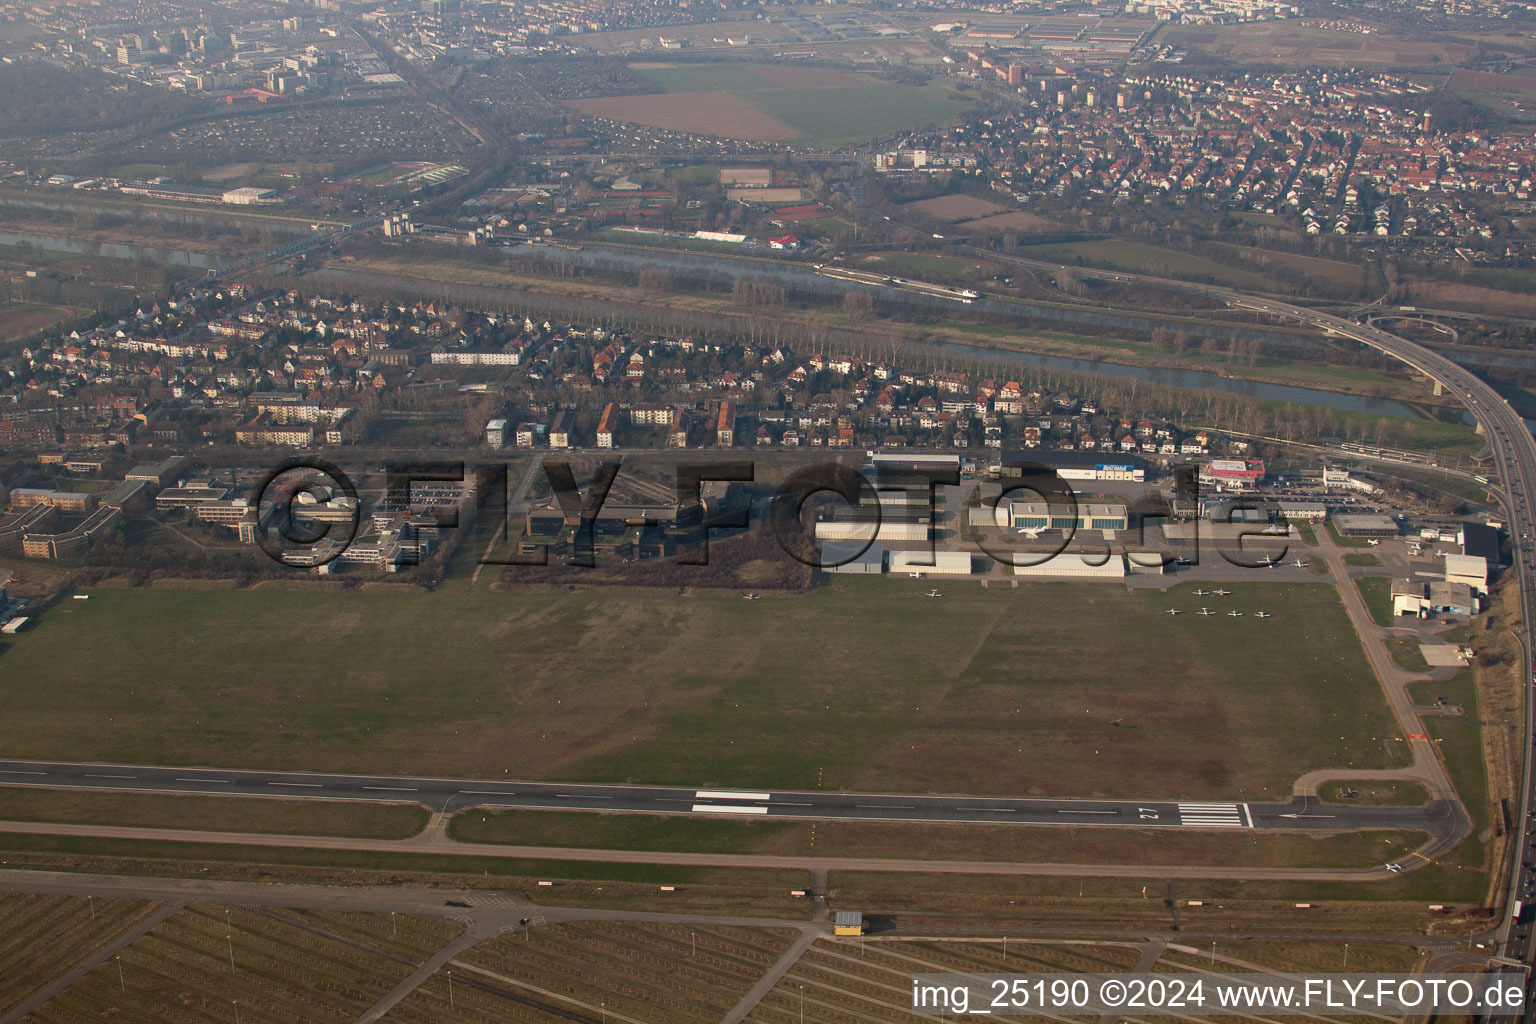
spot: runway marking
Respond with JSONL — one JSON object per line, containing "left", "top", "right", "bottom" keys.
{"left": 695, "top": 790, "right": 771, "bottom": 801}
{"left": 0, "top": 770, "right": 46, "bottom": 776}
{"left": 268, "top": 782, "right": 322, "bottom": 788}
{"left": 85, "top": 774, "right": 136, "bottom": 780}
{"left": 775, "top": 801, "right": 814, "bottom": 806}
{"left": 175, "top": 778, "right": 230, "bottom": 783}
{"left": 459, "top": 790, "right": 515, "bottom": 796}
{"left": 363, "top": 786, "right": 418, "bottom": 792}
{"left": 692, "top": 804, "right": 768, "bottom": 815}
{"left": 1060, "top": 809, "right": 1116, "bottom": 815}
{"left": 1177, "top": 802, "right": 1251, "bottom": 828}
{"left": 856, "top": 804, "right": 914, "bottom": 810}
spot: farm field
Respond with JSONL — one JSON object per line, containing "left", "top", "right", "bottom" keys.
{"left": 1163, "top": 20, "right": 1473, "bottom": 67}
{"left": 749, "top": 939, "right": 1141, "bottom": 1023}
{"left": 0, "top": 893, "right": 160, "bottom": 1017}
{"left": 379, "top": 923, "right": 798, "bottom": 1024}
{"left": 18, "top": 903, "right": 463, "bottom": 1024}
{"left": 568, "top": 62, "right": 974, "bottom": 146}
{"left": 0, "top": 578, "right": 1403, "bottom": 801}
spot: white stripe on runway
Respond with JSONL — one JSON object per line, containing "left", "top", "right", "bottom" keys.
{"left": 691, "top": 804, "right": 768, "bottom": 815}
{"left": 1176, "top": 802, "right": 1248, "bottom": 827}
{"left": 695, "top": 790, "right": 771, "bottom": 801}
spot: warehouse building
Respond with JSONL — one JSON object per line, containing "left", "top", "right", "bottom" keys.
{"left": 1444, "top": 553, "right": 1488, "bottom": 594}
{"left": 1393, "top": 579, "right": 1478, "bottom": 617}
{"left": 1460, "top": 522, "right": 1503, "bottom": 565}
{"left": 1005, "top": 502, "right": 1129, "bottom": 533}
{"left": 1012, "top": 551, "right": 1126, "bottom": 578}
{"left": 1334, "top": 513, "right": 1399, "bottom": 538}
{"left": 819, "top": 541, "right": 885, "bottom": 574}
{"left": 815, "top": 520, "right": 930, "bottom": 543}
{"left": 997, "top": 450, "right": 1146, "bottom": 482}
{"left": 888, "top": 550, "right": 973, "bottom": 575}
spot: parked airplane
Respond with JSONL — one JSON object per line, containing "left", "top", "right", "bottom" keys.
{"left": 1212, "top": 588, "right": 1231, "bottom": 596}
{"left": 1166, "top": 608, "right": 1182, "bottom": 615}
{"left": 1197, "top": 607, "right": 1215, "bottom": 616}
{"left": 926, "top": 590, "right": 943, "bottom": 598}
{"left": 1291, "top": 559, "right": 1308, "bottom": 568}
{"left": 742, "top": 593, "right": 760, "bottom": 601}
{"left": 1367, "top": 539, "right": 1381, "bottom": 546}
{"left": 1228, "top": 610, "right": 1243, "bottom": 617}
{"left": 1016, "top": 526, "right": 1047, "bottom": 539}
{"left": 1254, "top": 611, "right": 1272, "bottom": 619}
{"left": 1193, "top": 588, "right": 1210, "bottom": 596}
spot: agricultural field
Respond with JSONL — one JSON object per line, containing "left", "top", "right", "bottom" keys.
{"left": 568, "top": 62, "right": 974, "bottom": 146}
{"left": 379, "top": 923, "right": 798, "bottom": 1024}
{"left": 748, "top": 939, "right": 1141, "bottom": 1023}
{"left": 1162, "top": 20, "right": 1473, "bottom": 68}
{"left": 20, "top": 903, "right": 461, "bottom": 1023}
{"left": 0, "top": 577, "right": 1403, "bottom": 801}
{"left": 0, "top": 893, "right": 160, "bottom": 1017}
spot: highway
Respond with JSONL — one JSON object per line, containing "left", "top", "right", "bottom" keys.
{"left": 0, "top": 759, "right": 1462, "bottom": 843}
{"left": 979, "top": 249, "right": 1536, "bottom": 973}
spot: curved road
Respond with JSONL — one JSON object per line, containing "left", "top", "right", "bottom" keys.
{"left": 981, "top": 248, "right": 1536, "bottom": 970}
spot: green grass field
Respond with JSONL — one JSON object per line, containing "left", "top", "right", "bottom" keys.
{"left": 0, "top": 578, "right": 1404, "bottom": 801}
{"left": 1022, "top": 240, "right": 1271, "bottom": 290}
{"left": 1354, "top": 576, "right": 1394, "bottom": 626}
{"left": 628, "top": 63, "right": 972, "bottom": 146}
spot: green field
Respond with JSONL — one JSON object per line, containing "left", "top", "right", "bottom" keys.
{"left": 1022, "top": 240, "right": 1272, "bottom": 290}
{"left": 1354, "top": 576, "right": 1395, "bottom": 626}
{"left": 0, "top": 578, "right": 1404, "bottom": 801}
{"left": 629, "top": 63, "right": 972, "bottom": 146}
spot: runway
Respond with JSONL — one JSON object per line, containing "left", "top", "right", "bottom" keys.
{"left": 0, "top": 759, "right": 1460, "bottom": 839}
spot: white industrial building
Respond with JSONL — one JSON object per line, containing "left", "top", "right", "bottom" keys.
{"left": 1444, "top": 553, "right": 1488, "bottom": 594}
{"left": 887, "top": 550, "right": 974, "bottom": 575}
{"left": 814, "top": 521, "right": 930, "bottom": 543}
{"left": 1011, "top": 552, "right": 1126, "bottom": 578}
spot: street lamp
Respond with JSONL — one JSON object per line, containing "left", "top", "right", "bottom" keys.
{"left": 447, "top": 971, "right": 455, "bottom": 1011}
{"left": 115, "top": 956, "right": 125, "bottom": 992}
{"left": 799, "top": 983, "right": 805, "bottom": 1023}
{"left": 233, "top": 999, "right": 240, "bottom": 1024}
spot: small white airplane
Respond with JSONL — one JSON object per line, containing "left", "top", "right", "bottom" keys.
{"left": 1193, "top": 588, "right": 1210, "bottom": 596}
{"left": 1166, "top": 608, "right": 1183, "bottom": 615}
{"left": 1212, "top": 588, "right": 1231, "bottom": 596}
{"left": 1197, "top": 607, "right": 1215, "bottom": 616}
{"left": 1291, "top": 558, "right": 1308, "bottom": 568}
{"left": 1227, "top": 609, "right": 1243, "bottom": 617}
{"left": 907, "top": 572, "right": 925, "bottom": 579}
{"left": 1254, "top": 611, "right": 1272, "bottom": 619}
{"left": 1367, "top": 539, "right": 1381, "bottom": 546}
{"left": 926, "top": 589, "right": 943, "bottom": 598}
{"left": 742, "top": 593, "right": 760, "bottom": 601}
{"left": 1255, "top": 553, "right": 1274, "bottom": 565}
{"left": 1016, "top": 526, "right": 1047, "bottom": 539}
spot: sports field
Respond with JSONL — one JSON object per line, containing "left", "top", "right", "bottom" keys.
{"left": 567, "top": 62, "right": 974, "bottom": 147}
{"left": 0, "top": 578, "right": 1403, "bottom": 800}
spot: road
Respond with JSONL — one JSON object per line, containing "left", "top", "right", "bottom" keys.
{"left": 0, "top": 758, "right": 1461, "bottom": 840}
{"left": 976, "top": 248, "right": 1536, "bottom": 978}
